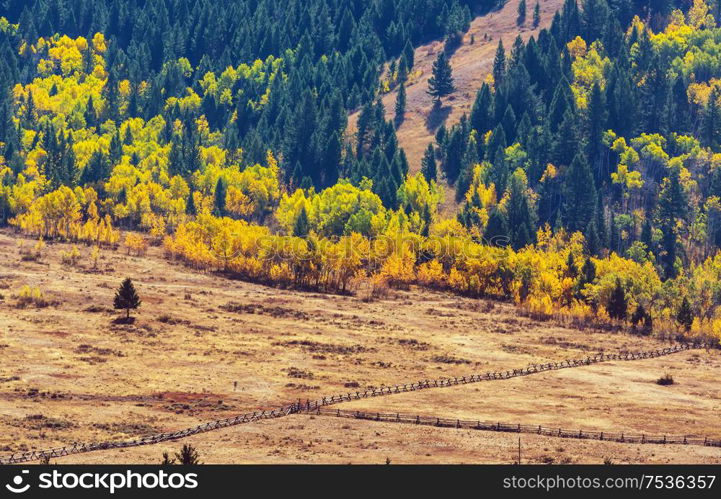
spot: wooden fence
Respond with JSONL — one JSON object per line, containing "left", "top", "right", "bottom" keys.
{"left": 312, "top": 408, "right": 721, "bottom": 447}
{"left": 292, "top": 342, "right": 707, "bottom": 412}
{"left": 0, "top": 341, "right": 711, "bottom": 464}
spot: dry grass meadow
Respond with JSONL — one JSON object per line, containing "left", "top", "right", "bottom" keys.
{"left": 0, "top": 229, "right": 720, "bottom": 464}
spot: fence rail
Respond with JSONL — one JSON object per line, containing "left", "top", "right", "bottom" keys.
{"left": 0, "top": 406, "right": 295, "bottom": 465}
{"left": 0, "top": 341, "right": 710, "bottom": 464}
{"left": 312, "top": 408, "right": 721, "bottom": 447}
{"left": 293, "top": 342, "right": 708, "bottom": 412}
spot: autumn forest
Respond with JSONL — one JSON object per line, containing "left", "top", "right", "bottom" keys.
{"left": 1, "top": 0, "right": 721, "bottom": 343}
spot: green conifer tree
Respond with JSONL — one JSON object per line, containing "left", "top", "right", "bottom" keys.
{"left": 427, "top": 51, "right": 455, "bottom": 104}
{"left": 517, "top": 0, "right": 527, "bottom": 26}
{"left": 608, "top": 278, "right": 628, "bottom": 321}
{"left": 677, "top": 297, "right": 693, "bottom": 332}
{"left": 114, "top": 278, "right": 141, "bottom": 320}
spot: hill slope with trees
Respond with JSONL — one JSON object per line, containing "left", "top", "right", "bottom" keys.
{"left": 1, "top": 1, "right": 721, "bottom": 341}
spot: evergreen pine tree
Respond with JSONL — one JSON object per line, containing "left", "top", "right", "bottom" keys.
{"left": 493, "top": 40, "right": 506, "bottom": 87}
{"left": 186, "top": 190, "right": 196, "bottom": 216}
{"left": 554, "top": 109, "right": 578, "bottom": 166}
{"left": 114, "top": 278, "right": 141, "bottom": 320}
{"left": 658, "top": 168, "right": 687, "bottom": 278}
{"left": 427, "top": 51, "right": 455, "bottom": 104}
{"left": 506, "top": 170, "right": 537, "bottom": 249}
{"left": 581, "top": 257, "right": 596, "bottom": 285}
{"left": 395, "top": 83, "right": 406, "bottom": 124}
{"left": 631, "top": 304, "right": 645, "bottom": 327}
{"left": 582, "top": 0, "right": 610, "bottom": 42}
{"left": 677, "top": 296, "right": 693, "bottom": 332}
{"left": 175, "top": 444, "right": 201, "bottom": 465}
{"left": 213, "top": 177, "right": 227, "bottom": 217}
{"left": 563, "top": 154, "right": 597, "bottom": 233}
{"left": 607, "top": 278, "right": 627, "bottom": 320}
{"left": 517, "top": 0, "right": 527, "bottom": 26}
{"left": 631, "top": 304, "right": 652, "bottom": 335}
{"left": 533, "top": 1, "right": 541, "bottom": 28}
{"left": 84, "top": 96, "right": 96, "bottom": 128}
{"left": 421, "top": 144, "right": 438, "bottom": 182}
{"left": 484, "top": 206, "right": 510, "bottom": 246}
{"left": 402, "top": 39, "right": 415, "bottom": 70}
{"left": 585, "top": 220, "right": 601, "bottom": 255}
{"left": 293, "top": 206, "right": 310, "bottom": 237}
{"left": 470, "top": 83, "right": 492, "bottom": 136}
{"left": 587, "top": 81, "right": 607, "bottom": 181}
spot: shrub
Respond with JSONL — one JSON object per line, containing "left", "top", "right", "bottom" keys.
{"left": 60, "top": 245, "right": 81, "bottom": 265}
{"left": 656, "top": 373, "right": 674, "bottom": 386}
{"left": 90, "top": 246, "right": 101, "bottom": 268}
{"left": 124, "top": 233, "right": 149, "bottom": 256}
{"left": 19, "top": 238, "right": 45, "bottom": 262}
{"left": 370, "top": 274, "right": 390, "bottom": 300}
{"left": 15, "top": 285, "right": 48, "bottom": 308}
{"left": 417, "top": 259, "right": 446, "bottom": 288}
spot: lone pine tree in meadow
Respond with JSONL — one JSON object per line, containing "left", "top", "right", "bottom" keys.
{"left": 114, "top": 278, "right": 141, "bottom": 319}
{"left": 427, "top": 51, "right": 455, "bottom": 105}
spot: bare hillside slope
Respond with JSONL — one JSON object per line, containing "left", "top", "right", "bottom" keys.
{"left": 350, "top": 0, "right": 564, "bottom": 213}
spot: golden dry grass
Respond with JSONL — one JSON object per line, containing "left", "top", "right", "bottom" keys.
{"left": 0, "top": 229, "right": 720, "bottom": 464}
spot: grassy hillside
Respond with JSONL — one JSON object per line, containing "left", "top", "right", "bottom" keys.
{"left": 0, "top": 231, "right": 719, "bottom": 463}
